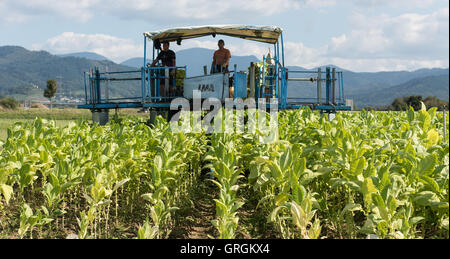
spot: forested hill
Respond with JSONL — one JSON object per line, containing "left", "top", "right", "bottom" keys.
{"left": 0, "top": 46, "right": 138, "bottom": 100}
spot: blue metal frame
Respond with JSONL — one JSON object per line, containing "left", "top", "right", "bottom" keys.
{"left": 78, "top": 30, "right": 351, "bottom": 113}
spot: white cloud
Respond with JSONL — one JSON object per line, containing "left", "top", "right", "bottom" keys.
{"left": 31, "top": 32, "right": 142, "bottom": 63}
{"left": 0, "top": 0, "right": 442, "bottom": 25}
{"left": 0, "top": 1, "right": 30, "bottom": 24}
{"left": 300, "top": 0, "right": 437, "bottom": 10}
{"left": 33, "top": 18, "right": 449, "bottom": 72}
{"left": 284, "top": 42, "right": 325, "bottom": 68}
{"left": 301, "top": 0, "right": 337, "bottom": 8}
{"left": 328, "top": 8, "right": 449, "bottom": 59}
{"left": 285, "top": 40, "right": 448, "bottom": 72}
{"left": 0, "top": 0, "right": 100, "bottom": 24}
{"left": 100, "top": 0, "right": 302, "bottom": 24}
{"left": 282, "top": 7, "right": 449, "bottom": 72}
{"left": 351, "top": 0, "right": 437, "bottom": 10}
{"left": 0, "top": 0, "right": 301, "bottom": 24}
{"left": 26, "top": 3, "right": 449, "bottom": 72}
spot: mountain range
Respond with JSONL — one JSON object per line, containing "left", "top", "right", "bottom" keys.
{"left": 349, "top": 74, "right": 449, "bottom": 107}
{"left": 0, "top": 46, "right": 139, "bottom": 101}
{"left": 0, "top": 45, "right": 448, "bottom": 108}
{"left": 57, "top": 52, "right": 110, "bottom": 61}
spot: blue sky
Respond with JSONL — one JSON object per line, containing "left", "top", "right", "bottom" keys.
{"left": 0, "top": 0, "right": 448, "bottom": 72}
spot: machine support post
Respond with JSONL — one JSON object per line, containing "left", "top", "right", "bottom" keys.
{"left": 143, "top": 36, "right": 147, "bottom": 67}
{"left": 95, "top": 67, "right": 101, "bottom": 105}
{"left": 89, "top": 69, "right": 94, "bottom": 105}
{"left": 165, "top": 68, "right": 169, "bottom": 97}
{"left": 281, "top": 37, "right": 284, "bottom": 68}
{"left": 332, "top": 68, "right": 336, "bottom": 105}
{"left": 105, "top": 67, "right": 109, "bottom": 102}
{"left": 84, "top": 72, "right": 88, "bottom": 104}
{"left": 92, "top": 109, "right": 109, "bottom": 126}
{"left": 326, "top": 67, "right": 331, "bottom": 105}
{"left": 317, "top": 68, "right": 322, "bottom": 105}
{"left": 149, "top": 110, "right": 157, "bottom": 125}
{"left": 141, "top": 68, "right": 145, "bottom": 103}
{"left": 274, "top": 43, "right": 279, "bottom": 99}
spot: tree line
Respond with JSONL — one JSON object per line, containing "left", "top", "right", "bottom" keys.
{"left": 360, "top": 95, "right": 448, "bottom": 111}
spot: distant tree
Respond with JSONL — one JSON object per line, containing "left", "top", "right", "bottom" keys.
{"left": 0, "top": 97, "right": 20, "bottom": 109}
{"left": 361, "top": 106, "right": 375, "bottom": 112}
{"left": 44, "top": 79, "right": 58, "bottom": 109}
{"left": 390, "top": 95, "right": 423, "bottom": 111}
{"left": 423, "top": 96, "right": 449, "bottom": 111}
{"left": 405, "top": 95, "right": 423, "bottom": 111}
{"left": 391, "top": 97, "right": 408, "bottom": 111}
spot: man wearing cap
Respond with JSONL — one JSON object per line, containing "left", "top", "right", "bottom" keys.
{"left": 150, "top": 42, "right": 176, "bottom": 98}
{"left": 151, "top": 42, "right": 176, "bottom": 68}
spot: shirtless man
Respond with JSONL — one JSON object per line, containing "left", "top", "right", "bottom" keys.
{"left": 211, "top": 39, "right": 231, "bottom": 73}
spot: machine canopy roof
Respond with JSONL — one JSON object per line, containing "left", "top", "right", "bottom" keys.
{"left": 144, "top": 25, "right": 283, "bottom": 44}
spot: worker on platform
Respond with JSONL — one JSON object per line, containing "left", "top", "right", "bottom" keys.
{"left": 150, "top": 42, "right": 176, "bottom": 98}
{"left": 211, "top": 39, "right": 231, "bottom": 73}
{"left": 151, "top": 42, "right": 176, "bottom": 68}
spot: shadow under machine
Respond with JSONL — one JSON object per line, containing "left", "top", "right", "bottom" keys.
{"left": 77, "top": 25, "right": 351, "bottom": 124}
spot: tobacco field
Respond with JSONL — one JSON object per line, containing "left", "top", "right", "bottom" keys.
{"left": 0, "top": 106, "right": 448, "bottom": 239}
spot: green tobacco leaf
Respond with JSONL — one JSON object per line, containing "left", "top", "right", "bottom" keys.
{"left": 413, "top": 191, "right": 440, "bottom": 207}
{"left": 421, "top": 102, "right": 427, "bottom": 112}
{"left": 410, "top": 217, "right": 425, "bottom": 226}
{"left": 280, "top": 147, "right": 292, "bottom": 172}
{"left": 6, "top": 161, "right": 21, "bottom": 170}
{"left": 441, "top": 218, "right": 449, "bottom": 231}
{"left": 23, "top": 203, "right": 33, "bottom": 218}
{"left": 417, "top": 154, "right": 437, "bottom": 175}
{"left": 141, "top": 193, "right": 155, "bottom": 203}
{"left": 407, "top": 107, "right": 415, "bottom": 122}
{"left": 362, "top": 177, "right": 378, "bottom": 195}
{"left": 425, "top": 129, "right": 439, "bottom": 148}
{"left": 351, "top": 157, "right": 366, "bottom": 176}
{"left": 362, "top": 177, "right": 378, "bottom": 208}
{"left": 359, "top": 218, "right": 376, "bottom": 235}
{"left": 267, "top": 161, "right": 282, "bottom": 180}
{"left": 419, "top": 175, "right": 441, "bottom": 194}
{"left": 113, "top": 178, "right": 130, "bottom": 192}
{"left": 269, "top": 206, "right": 284, "bottom": 223}
{"left": 0, "top": 184, "right": 13, "bottom": 205}
{"left": 291, "top": 184, "right": 306, "bottom": 204}
{"left": 373, "top": 194, "right": 389, "bottom": 221}
{"left": 418, "top": 109, "right": 431, "bottom": 132}
{"left": 341, "top": 203, "right": 362, "bottom": 216}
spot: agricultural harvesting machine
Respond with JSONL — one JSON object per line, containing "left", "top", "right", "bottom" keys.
{"left": 77, "top": 25, "right": 351, "bottom": 124}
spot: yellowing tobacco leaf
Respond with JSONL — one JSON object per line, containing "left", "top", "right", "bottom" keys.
{"left": 425, "top": 129, "right": 439, "bottom": 148}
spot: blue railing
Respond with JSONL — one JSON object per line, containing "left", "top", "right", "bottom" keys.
{"left": 141, "top": 66, "right": 186, "bottom": 103}
{"left": 84, "top": 66, "right": 186, "bottom": 107}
